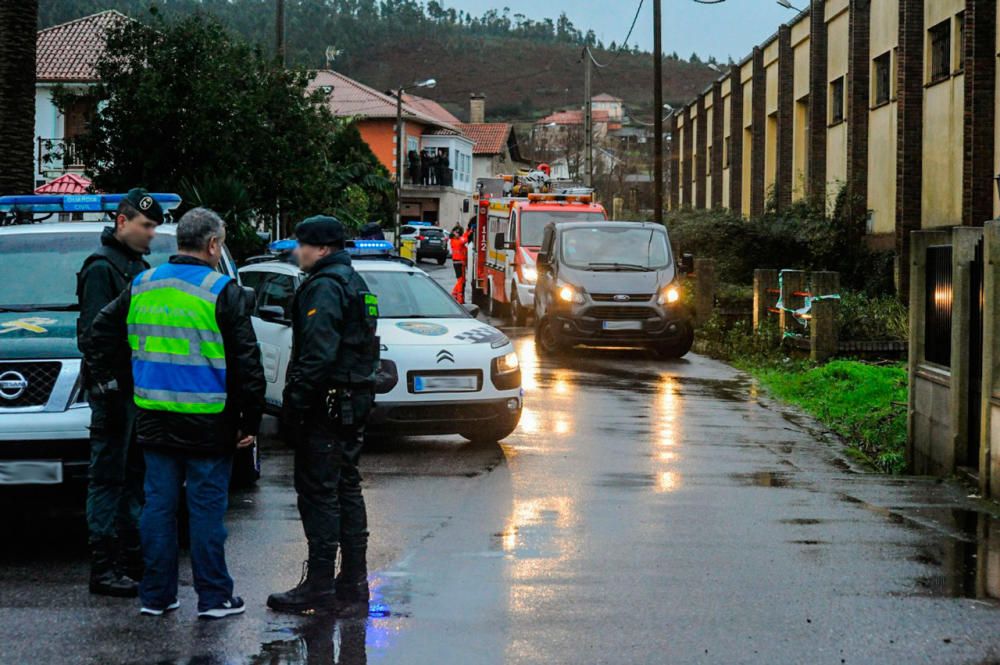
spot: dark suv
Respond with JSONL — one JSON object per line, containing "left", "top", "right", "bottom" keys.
{"left": 401, "top": 225, "right": 449, "bottom": 264}
{"left": 532, "top": 221, "right": 693, "bottom": 358}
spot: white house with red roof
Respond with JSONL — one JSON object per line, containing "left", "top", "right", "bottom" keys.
{"left": 34, "top": 10, "right": 127, "bottom": 189}
{"left": 455, "top": 94, "right": 526, "bottom": 183}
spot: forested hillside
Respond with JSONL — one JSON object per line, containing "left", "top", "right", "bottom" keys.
{"left": 40, "top": 0, "right": 718, "bottom": 120}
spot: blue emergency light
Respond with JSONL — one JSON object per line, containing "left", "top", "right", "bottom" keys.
{"left": 268, "top": 239, "right": 298, "bottom": 253}
{"left": 0, "top": 193, "right": 183, "bottom": 214}
{"left": 266, "top": 239, "right": 397, "bottom": 258}
{"left": 347, "top": 239, "right": 395, "bottom": 256}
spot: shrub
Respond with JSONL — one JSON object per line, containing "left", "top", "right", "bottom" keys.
{"left": 665, "top": 186, "right": 896, "bottom": 295}
{"left": 837, "top": 292, "right": 908, "bottom": 342}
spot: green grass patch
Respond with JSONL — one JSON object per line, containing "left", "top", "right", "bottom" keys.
{"left": 739, "top": 359, "right": 907, "bottom": 474}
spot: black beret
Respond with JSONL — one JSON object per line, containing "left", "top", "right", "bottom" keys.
{"left": 295, "top": 215, "right": 345, "bottom": 246}
{"left": 124, "top": 187, "right": 163, "bottom": 224}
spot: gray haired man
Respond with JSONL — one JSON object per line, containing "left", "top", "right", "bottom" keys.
{"left": 85, "top": 208, "right": 265, "bottom": 619}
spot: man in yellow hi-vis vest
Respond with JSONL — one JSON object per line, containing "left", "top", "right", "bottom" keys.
{"left": 85, "top": 208, "right": 265, "bottom": 620}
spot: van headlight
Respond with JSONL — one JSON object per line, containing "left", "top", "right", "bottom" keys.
{"left": 521, "top": 266, "right": 538, "bottom": 284}
{"left": 495, "top": 351, "right": 520, "bottom": 374}
{"left": 558, "top": 284, "right": 585, "bottom": 304}
{"left": 658, "top": 285, "right": 681, "bottom": 306}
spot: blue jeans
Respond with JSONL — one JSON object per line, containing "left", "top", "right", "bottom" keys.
{"left": 139, "top": 450, "right": 234, "bottom": 612}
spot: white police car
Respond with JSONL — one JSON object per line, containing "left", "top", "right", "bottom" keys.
{"left": 239, "top": 242, "right": 523, "bottom": 443}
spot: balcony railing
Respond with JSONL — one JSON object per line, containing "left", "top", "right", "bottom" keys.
{"left": 37, "top": 137, "right": 84, "bottom": 175}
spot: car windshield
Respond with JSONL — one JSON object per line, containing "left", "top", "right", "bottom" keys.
{"left": 0, "top": 229, "right": 176, "bottom": 310}
{"left": 520, "top": 211, "right": 605, "bottom": 247}
{"left": 560, "top": 227, "right": 671, "bottom": 271}
{"left": 422, "top": 228, "right": 445, "bottom": 237}
{"left": 360, "top": 269, "right": 469, "bottom": 318}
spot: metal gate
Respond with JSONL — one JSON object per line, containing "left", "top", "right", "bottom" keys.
{"left": 968, "top": 238, "right": 985, "bottom": 469}
{"left": 925, "top": 245, "right": 953, "bottom": 367}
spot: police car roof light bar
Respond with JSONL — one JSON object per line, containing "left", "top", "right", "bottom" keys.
{"left": 0, "top": 193, "right": 183, "bottom": 214}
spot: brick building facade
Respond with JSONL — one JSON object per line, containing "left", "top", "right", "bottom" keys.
{"left": 671, "top": 0, "right": 997, "bottom": 292}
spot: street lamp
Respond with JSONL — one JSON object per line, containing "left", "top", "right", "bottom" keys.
{"left": 776, "top": 0, "right": 805, "bottom": 11}
{"left": 394, "top": 78, "right": 436, "bottom": 250}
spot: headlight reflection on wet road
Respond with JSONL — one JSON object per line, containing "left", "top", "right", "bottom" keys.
{"left": 654, "top": 376, "right": 682, "bottom": 493}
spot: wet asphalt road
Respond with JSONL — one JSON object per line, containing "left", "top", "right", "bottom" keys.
{"left": 4, "top": 263, "right": 1000, "bottom": 664}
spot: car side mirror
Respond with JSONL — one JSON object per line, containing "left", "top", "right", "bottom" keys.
{"left": 258, "top": 305, "right": 291, "bottom": 325}
{"left": 462, "top": 303, "right": 481, "bottom": 318}
{"left": 494, "top": 232, "right": 506, "bottom": 250}
{"left": 680, "top": 253, "right": 695, "bottom": 275}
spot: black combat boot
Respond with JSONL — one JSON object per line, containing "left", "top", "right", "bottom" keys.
{"left": 334, "top": 547, "right": 370, "bottom": 619}
{"left": 89, "top": 538, "right": 138, "bottom": 597}
{"left": 119, "top": 529, "right": 144, "bottom": 582}
{"left": 266, "top": 558, "right": 338, "bottom": 614}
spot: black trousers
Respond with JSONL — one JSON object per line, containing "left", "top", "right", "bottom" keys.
{"left": 87, "top": 393, "right": 144, "bottom": 543}
{"left": 293, "top": 394, "right": 373, "bottom": 564}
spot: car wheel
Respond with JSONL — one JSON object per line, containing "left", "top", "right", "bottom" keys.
{"left": 511, "top": 285, "right": 528, "bottom": 326}
{"left": 230, "top": 442, "right": 261, "bottom": 488}
{"left": 460, "top": 413, "right": 521, "bottom": 444}
{"left": 536, "top": 316, "right": 565, "bottom": 355}
{"left": 653, "top": 323, "right": 695, "bottom": 359}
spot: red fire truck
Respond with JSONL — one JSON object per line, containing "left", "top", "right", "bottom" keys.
{"left": 468, "top": 174, "right": 607, "bottom": 324}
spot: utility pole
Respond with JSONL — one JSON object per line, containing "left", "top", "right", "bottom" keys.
{"left": 584, "top": 47, "right": 593, "bottom": 188}
{"left": 395, "top": 89, "right": 404, "bottom": 251}
{"left": 653, "top": 0, "right": 663, "bottom": 225}
{"left": 275, "top": 0, "right": 286, "bottom": 67}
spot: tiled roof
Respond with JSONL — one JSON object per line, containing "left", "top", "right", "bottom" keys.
{"left": 36, "top": 10, "right": 129, "bottom": 82}
{"left": 34, "top": 173, "right": 93, "bottom": 194}
{"left": 537, "top": 110, "right": 583, "bottom": 125}
{"left": 456, "top": 123, "right": 511, "bottom": 155}
{"left": 592, "top": 93, "right": 623, "bottom": 103}
{"left": 536, "top": 109, "right": 611, "bottom": 125}
{"left": 403, "top": 94, "right": 461, "bottom": 125}
{"left": 307, "top": 70, "right": 458, "bottom": 131}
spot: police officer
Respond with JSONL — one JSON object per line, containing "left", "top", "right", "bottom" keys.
{"left": 78, "top": 188, "right": 162, "bottom": 597}
{"left": 267, "top": 216, "right": 380, "bottom": 617}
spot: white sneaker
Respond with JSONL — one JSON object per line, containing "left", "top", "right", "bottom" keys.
{"left": 140, "top": 599, "right": 180, "bottom": 616}
{"left": 197, "top": 596, "right": 246, "bottom": 620}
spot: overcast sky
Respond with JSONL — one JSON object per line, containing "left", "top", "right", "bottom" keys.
{"left": 448, "top": 0, "right": 798, "bottom": 63}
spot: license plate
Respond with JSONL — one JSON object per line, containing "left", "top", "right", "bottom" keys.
{"left": 0, "top": 461, "right": 63, "bottom": 485}
{"left": 413, "top": 375, "right": 478, "bottom": 393}
{"left": 603, "top": 320, "right": 643, "bottom": 331}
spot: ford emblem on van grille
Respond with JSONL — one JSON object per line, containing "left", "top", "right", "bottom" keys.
{"left": 613, "top": 294, "right": 631, "bottom": 302}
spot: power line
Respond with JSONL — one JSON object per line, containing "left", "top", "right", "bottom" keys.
{"left": 585, "top": 0, "right": 645, "bottom": 69}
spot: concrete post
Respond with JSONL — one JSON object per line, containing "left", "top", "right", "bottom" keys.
{"left": 810, "top": 271, "right": 840, "bottom": 362}
{"left": 693, "top": 258, "right": 716, "bottom": 326}
{"left": 753, "top": 269, "right": 779, "bottom": 330}
{"left": 949, "top": 227, "right": 984, "bottom": 473}
{"left": 612, "top": 196, "right": 624, "bottom": 219}
{"left": 907, "top": 230, "right": 953, "bottom": 473}
{"left": 779, "top": 269, "right": 806, "bottom": 337}
{"left": 982, "top": 221, "right": 1000, "bottom": 498}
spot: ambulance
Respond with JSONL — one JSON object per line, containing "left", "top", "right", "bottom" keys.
{"left": 468, "top": 172, "right": 607, "bottom": 325}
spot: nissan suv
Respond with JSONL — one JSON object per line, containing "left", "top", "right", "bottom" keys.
{"left": 0, "top": 205, "right": 258, "bottom": 489}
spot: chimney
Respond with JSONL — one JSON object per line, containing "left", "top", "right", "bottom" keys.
{"left": 470, "top": 93, "right": 486, "bottom": 124}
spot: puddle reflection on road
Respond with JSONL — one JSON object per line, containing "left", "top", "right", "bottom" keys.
{"left": 905, "top": 509, "right": 1000, "bottom": 601}
{"left": 253, "top": 618, "right": 370, "bottom": 665}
